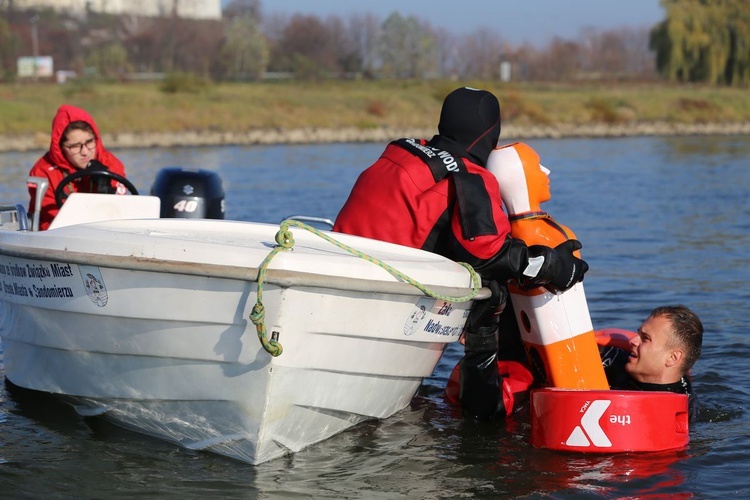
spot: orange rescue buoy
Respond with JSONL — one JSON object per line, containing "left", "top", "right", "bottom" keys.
{"left": 530, "top": 388, "right": 690, "bottom": 452}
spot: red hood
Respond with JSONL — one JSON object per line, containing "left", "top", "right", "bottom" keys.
{"left": 46, "top": 104, "right": 103, "bottom": 173}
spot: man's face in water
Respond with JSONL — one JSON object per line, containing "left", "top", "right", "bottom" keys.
{"left": 625, "top": 314, "right": 682, "bottom": 384}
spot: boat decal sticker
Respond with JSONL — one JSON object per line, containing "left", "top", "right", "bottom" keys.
{"left": 404, "top": 298, "right": 467, "bottom": 337}
{"left": 79, "top": 265, "right": 108, "bottom": 307}
{"left": 0, "top": 260, "right": 75, "bottom": 299}
{"left": 403, "top": 297, "right": 433, "bottom": 335}
{"left": 422, "top": 318, "right": 463, "bottom": 337}
{"left": 436, "top": 301, "right": 453, "bottom": 316}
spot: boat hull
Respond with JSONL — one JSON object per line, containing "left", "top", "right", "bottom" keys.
{"left": 0, "top": 218, "right": 476, "bottom": 464}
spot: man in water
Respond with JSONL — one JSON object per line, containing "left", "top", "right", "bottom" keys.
{"left": 459, "top": 301, "right": 703, "bottom": 421}
{"left": 601, "top": 305, "right": 703, "bottom": 420}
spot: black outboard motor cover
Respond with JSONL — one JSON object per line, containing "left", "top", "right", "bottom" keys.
{"left": 151, "top": 167, "right": 225, "bottom": 219}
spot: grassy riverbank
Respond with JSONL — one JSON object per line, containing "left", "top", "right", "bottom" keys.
{"left": 2, "top": 79, "right": 750, "bottom": 150}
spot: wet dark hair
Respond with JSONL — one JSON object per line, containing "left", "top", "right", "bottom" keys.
{"left": 650, "top": 305, "right": 703, "bottom": 373}
{"left": 59, "top": 120, "right": 95, "bottom": 149}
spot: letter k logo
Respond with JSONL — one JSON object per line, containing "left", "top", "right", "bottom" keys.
{"left": 565, "top": 400, "right": 612, "bottom": 447}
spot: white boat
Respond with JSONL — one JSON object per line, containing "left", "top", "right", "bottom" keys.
{"left": 0, "top": 190, "right": 484, "bottom": 464}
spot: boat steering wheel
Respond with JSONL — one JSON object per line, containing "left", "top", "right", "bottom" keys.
{"left": 55, "top": 170, "right": 139, "bottom": 208}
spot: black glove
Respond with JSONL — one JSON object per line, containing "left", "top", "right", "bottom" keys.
{"left": 466, "top": 280, "right": 507, "bottom": 333}
{"left": 86, "top": 159, "right": 109, "bottom": 171}
{"left": 84, "top": 159, "right": 116, "bottom": 194}
{"left": 527, "top": 240, "right": 589, "bottom": 293}
{"left": 464, "top": 280, "right": 507, "bottom": 353}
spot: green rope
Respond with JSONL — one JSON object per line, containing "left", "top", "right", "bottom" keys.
{"left": 251, "top": 219, "right": 482, "bottom": 357}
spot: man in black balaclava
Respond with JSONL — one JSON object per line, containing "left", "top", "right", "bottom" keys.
{"left": 429, "top": 86, "right": 501, "bottom": 167}
{"left": 334, "top": 86, "right": 587, "bottom": 296}
{"left": 334, "top": 87, "right": 589, "bottom": 420}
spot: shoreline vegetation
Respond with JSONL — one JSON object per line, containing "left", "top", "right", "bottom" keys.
{"left": 4, "top": 122, "right": 750, "bottom": 153}
{"left": 2, "top": 80, "right": 750, "bottom": 153}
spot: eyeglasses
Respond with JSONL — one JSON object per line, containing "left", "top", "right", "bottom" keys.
{"left": 63, "top": 138, "right": 97, "bottom": 154}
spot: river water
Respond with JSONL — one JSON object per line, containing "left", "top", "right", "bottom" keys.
{"left": 1, "top": 136, "right": 748, "bottom": 498}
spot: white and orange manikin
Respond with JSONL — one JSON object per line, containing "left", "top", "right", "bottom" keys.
{"left": 486, "top": 142, "right": 609, "bottom": 390}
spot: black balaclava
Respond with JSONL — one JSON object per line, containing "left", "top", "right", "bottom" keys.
{"left": 428, "top": 87, "right": 501, "bottom": 167}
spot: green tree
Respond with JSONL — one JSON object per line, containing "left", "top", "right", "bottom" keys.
{"left": 0, "top": 16, "right": 21, "bottom": 81}
{"left": 86, "top": 42, "right": 131, "bottom": 80}
{"left": 651, "top": 0, "right": 750, "bottom": 85}
{"left": 378, "top": 12, "right": 436, "bottom": 79}
{"left": 219, "top": 15, "right": 268, "bottom": 81}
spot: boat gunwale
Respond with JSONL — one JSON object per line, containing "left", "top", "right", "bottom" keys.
{"left": 0, "top": 242, "right": 491, "bottom": 299}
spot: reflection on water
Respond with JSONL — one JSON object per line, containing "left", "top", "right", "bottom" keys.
{"left": 1, "top": 136, "right": 749, "bottom": 497}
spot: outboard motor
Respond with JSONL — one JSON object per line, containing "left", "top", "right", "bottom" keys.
{"left": 151, "top": 167, "right": 225, "bottom": 219}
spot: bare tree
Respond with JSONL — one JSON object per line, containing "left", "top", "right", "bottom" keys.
{"left": 0, "top": 3, "right": 667, "bottom": 83}
{"left": 431, "top": 27, "right": 459, "bottom": 79}
{"left": 525, "top": 38, "right": 582, "bottom": 81}
{"left": 224, "top": 0, "right": 262, "bottom": 21}
{"left": 453, "top": 28, "right": 506, "bottom": 80}
{"left": 269, "top": 14, "right": 340, "bottom": 78}
{"left": 343, "top": 13, "right": 380, "bottom": 77}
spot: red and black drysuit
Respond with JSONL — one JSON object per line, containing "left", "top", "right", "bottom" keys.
{"left": 334, "top": 137, "right": 533, "bottom": 419}
{"left": 335, "top": 88, "right": 534, "bottom": 284}
{"left": 334, "top": 137, "right": 525, "bottom": 274}
{"left": 334, "top": 88, "right": 587, "bottom": 420}
{"left": 28, "top": 104, "right": 127, "bottom": 230}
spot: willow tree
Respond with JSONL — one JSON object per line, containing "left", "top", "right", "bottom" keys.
{"left": 726, "top": 4, "right": 750, "bottom": 85}
{"left": 650, "top": 0, "right": 750, "bottom": 85}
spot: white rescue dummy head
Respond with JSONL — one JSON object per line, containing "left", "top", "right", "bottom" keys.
{"left": 485, "top": 142, "right": 551, "bottom": 216}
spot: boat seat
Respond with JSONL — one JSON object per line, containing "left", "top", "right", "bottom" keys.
{"left": 49, "top": 193, "right": 161, "bottom": 230}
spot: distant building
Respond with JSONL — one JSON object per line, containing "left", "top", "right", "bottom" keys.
{"left": 11, "top": 0, "right": 222, "bottom": 20}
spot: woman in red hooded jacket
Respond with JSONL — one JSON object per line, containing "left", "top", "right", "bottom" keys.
{"left": 27, "top": 104, "right": 129, "bottom": 230}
